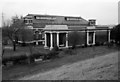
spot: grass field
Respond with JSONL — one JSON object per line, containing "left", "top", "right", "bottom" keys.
{"left": 2, "top": 46, "right": 119, "bottom": 80}
{"left": 3, "top": 45, "right": 50, "bottom": 58}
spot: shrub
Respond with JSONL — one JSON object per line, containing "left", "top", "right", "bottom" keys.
{"left": 95, "top": 42, "right": 101, "bottom": 46}
{"left": 64, "top": 49, "right": 73, "bottom": 55}
{"left": 43, "top": 47, "right": 59, "bottom": 60}
{"left": 52, "top": 45, "right": 59, "bottom": 51}
{"left": 2, "top": 54, "right": 28, "bottom": 65}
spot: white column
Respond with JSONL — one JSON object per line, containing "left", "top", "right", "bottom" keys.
{"left": 44, "top": 33, "right": 47, "bottom": 47}
{"left": 87, "top": 31, "right": 89, "bottom": 45}
{"left": 50, "top": 32, "right": 53, "bottom": 50}
{"left": 108, "top": 30, "right": 111, "bottom": 42}
{"left": 93, "top": 31, "right": 95, "bottom": 45}
{"left": 57, "top": 32, "right": 59, "bottom": 47}
{"left": 36, "top": 41, "right": 38, "bottom": 45}
{"left": 66, "top": 33, "right": 68, "bottom": 48}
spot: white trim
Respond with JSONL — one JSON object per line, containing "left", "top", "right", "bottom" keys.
{"left": 50, "top": 32, "right": 53, "bottom": 50}
{"left": 108, "top": 30, "right": 111, "bottom": 42}
{"left": 57, "top": 32, "right": 59, "bottom": 47}
{"left": 93, "top": 31, "right": 96, "bottom": 45}
{"left": 87, "top": 26, "right": 95, "bottom": 29}
{"left": 95, "top": 30, "right": 108, "bottom": 32}
{"left": 44, "top": 33, "right": 47, "bottom": 47}
{"left": 45, "top": 31, "right": 69, "bottom": 33}
{"left": 87, "top": 31, "right": 95, "bottom": 45}
{"left": 66, "top": 33, "right": 68, "bottom": 48}
{"left": 36, "top": 41, "right": 38, "bottom": 45}
{"left": 87, "top": 32, "right": 89, "bottom": 45}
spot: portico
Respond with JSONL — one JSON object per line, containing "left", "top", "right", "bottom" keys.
{"left": 44, "top": 25, "right": 69, "bottom": 50}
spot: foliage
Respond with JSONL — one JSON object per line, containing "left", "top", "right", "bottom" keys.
{"left": 68, "top": 31, "right": 80, "bottom": 49}
{"left": 2, "top": 53, "right": 28, "bottom": 65}
{"left": 111, "top": 24, "right": 120, "bottom": 45}
{"left": 43, "top": 47, "right": 59, "bottom": 60}
{"left": 52, "top": 45, "right": 59, "bottom": 51}
{"left": 2, "top": 16, "right": 25, "bottom": 51}
{"left": 18, "top": 29, "right": 34, "bottom": 43}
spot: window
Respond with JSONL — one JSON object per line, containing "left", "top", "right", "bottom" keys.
{"left": 24, "top": 19, "right": 33, "bottom": 24}
{"left": 65, "top": 17, "right": 81, "bottom": 21}
{"left": 35, "top": 16, "right": 56, "bottom": 20}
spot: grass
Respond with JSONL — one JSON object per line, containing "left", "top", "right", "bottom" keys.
{"left": 3, "top": 45, "right": 50, "bottom": 58}
{"left": 2, "top": 45, "right": 119, "bottom": 80}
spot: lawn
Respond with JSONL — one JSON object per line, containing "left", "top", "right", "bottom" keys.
{"left": 3, "top": 45, "right": 50, "bottom": 58}
{"left": 2, "top": 45, "right": 119, "bottom": 80}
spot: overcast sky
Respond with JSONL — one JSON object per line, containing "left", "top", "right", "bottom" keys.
{"left": 0, "top": 0, "right": 119, "bottom": 27}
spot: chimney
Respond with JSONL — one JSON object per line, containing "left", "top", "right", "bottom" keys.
{"left": 89, "top": 19, "right": 96, "bottom": 26}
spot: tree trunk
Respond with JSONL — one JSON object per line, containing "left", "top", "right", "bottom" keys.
{"left": 13, "top": 41, "right": 16, "bottom": 51}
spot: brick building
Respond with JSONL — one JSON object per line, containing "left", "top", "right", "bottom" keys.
{"left": 24, "top": 14, "right": 112, "bottom": 49}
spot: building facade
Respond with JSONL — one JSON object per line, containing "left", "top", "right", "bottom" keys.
{"left": 24, "top": 14, "right": 111, "bottom": 50}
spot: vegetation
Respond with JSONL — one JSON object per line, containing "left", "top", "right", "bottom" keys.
{"left": 2, "top": 46, "right": 118, "bottom": 80}
{"left": 2, "top": 15, "right": 35, "bottom": 63}
{"left": 111, "top": 24, "right": 120, "bottom": 45}
{"left": 2, "top": 16, "right": 25, "bottom": 51}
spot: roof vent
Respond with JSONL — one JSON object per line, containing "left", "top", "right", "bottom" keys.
{"left": 89, "top": 19, "right": 96, "bottom": 26}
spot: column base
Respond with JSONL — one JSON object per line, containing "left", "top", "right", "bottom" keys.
{"left": 36, "top": 41, "right": 38, "bottom": 45}
{"left": 44, "top": 46, "right": 48, "bottom": 48}
{"left": 50, "top": 47, "right": 53, "bottom": 50}
{"left": 65, "top": 46, "right": 69, "bottom": 48}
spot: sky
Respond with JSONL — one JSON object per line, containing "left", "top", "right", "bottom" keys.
{"left": 0, "top": 0, "right": 119, "bottom": 27}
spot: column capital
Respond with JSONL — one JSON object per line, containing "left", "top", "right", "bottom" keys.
{"left": 66, "top": 32, "right": 69, "bottom": 34}
{"left": 50, "top": 32, "right": 53, "bottom": 34}
{"left": 56, "top": 32, "right": 60, "bottom": 34}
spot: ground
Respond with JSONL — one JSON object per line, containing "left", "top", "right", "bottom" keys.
{"left": 20, "top": 51, "right": 118, "bottom": 80}
{"left": 2, "top": 46, "right": 119, "bottom": 80}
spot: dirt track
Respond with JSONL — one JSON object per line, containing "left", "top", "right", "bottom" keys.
{"left": 20, "top": 52, "right": 118, "bottom": 80}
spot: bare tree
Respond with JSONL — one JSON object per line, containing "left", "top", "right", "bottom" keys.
{"left": 19, "top": 29, "right": 34, "bottom": 63}
{"left": 2, "top": 16, "right": 25, "bottom": 51}
{"left": 111, "top": 24, "right": 120, "bottom": 46}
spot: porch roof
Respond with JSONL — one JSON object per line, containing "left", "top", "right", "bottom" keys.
{"left": 44, "top": 25, "right": 69, "bottom": 31}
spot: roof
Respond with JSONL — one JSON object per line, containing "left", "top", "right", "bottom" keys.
{"left": 68, "top": 26, "right": 87, "bottom": 30}
{"left": 96, "top": 25, "right": 110, "bottom": 30}
{"left": 27, "top": 14, "right": 82, "bottom": 18}
{"left": 24, "top": 14, "right": 89, "bottom": 26}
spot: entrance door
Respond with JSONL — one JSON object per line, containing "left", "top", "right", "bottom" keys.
{"left": 59, "top": 33, "right": 66, "bottom": 47}
{"left": 89, "top": 32, "right": 94, "bottom": 44}
{"left": 53, "top": 33, "right": 57, "bottom": 47}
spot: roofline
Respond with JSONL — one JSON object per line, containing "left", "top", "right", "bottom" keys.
{"left": 27, "top": 13, "right": 83, "bottom": 18}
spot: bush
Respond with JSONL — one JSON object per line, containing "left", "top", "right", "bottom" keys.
{"left": 48, "top": 51, "right": 59, "bottom": 59}
{"left": 52, "top": 45, "right": 59, "bottom": 51}
{"left": 43, "top": 47, "right": 59, "bottom": 60}
{"left": 95, "top": 42, "right": 102, "bottom": 46}
{"left": 64, "top": 49, "right": 73, "bottom": 55}
{"left": 2, "top": 54, "right": 28, "bottom": 65}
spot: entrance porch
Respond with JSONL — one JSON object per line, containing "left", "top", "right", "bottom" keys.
{"left": 44, "top": 32, "right": 68, "bottom": 50}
